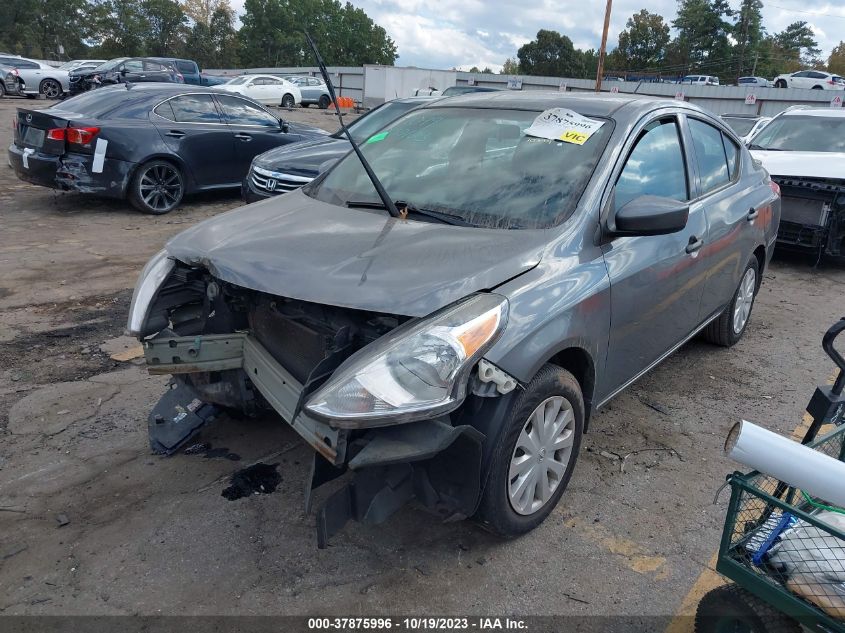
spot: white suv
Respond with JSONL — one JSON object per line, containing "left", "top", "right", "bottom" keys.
{"left": 772, "top": 70, "right": 844, "bottom": 90}
{"left": 679, "top": 75, "right": 720, "bottom": 86}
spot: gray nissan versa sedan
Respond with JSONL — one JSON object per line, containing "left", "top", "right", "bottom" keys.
{"left": 128, "top": 92, "right": 780, "bottom": 545}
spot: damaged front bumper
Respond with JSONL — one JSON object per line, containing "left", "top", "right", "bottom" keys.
{"left": 144, "top": 332, "right": 495, "bottom": 546}
{"left": 774, "top": 176, "right": 845, "bottom": 257}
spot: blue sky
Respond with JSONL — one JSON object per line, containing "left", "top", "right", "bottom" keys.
{"left": 231, "top": 0, "right": 844, "bottom": 72}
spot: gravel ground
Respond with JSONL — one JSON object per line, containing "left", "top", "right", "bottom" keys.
{"left": 0, "top": 95, "right": 843, "bottom": 624}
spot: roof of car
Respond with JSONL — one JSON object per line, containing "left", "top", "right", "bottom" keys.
{"left": 780, "top": 105, "right": 845, "bottom": 118}
{"left": 426, "top": 91, "right": 707, "bottom": 120}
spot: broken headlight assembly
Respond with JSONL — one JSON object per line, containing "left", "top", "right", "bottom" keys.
{"left": 305, "top": 293, "right": 508, "bottom": 427}
{"left": 126, "top": 249, "right": 174, "bottom": 337}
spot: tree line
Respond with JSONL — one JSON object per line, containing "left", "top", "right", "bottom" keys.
{"left": 503, "top": 0, "right": 844, "bottom": 81}
{"left": 0, "top": 0, "right": 397, "bottom": 70}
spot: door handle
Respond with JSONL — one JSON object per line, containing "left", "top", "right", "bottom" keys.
{"left": 685, "top": 235, "right": 704, "bottom": 254}
{"left": 747, "top": 207, "right": 759, "bottom": 221}
{"left": 235, "top": 133, "right": 252, "bottom": 142}
{"left": 165, "top": 130, "right": 185, "bottom": 138}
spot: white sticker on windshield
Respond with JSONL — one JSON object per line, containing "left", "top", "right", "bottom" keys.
{"left": 22, "top": 148, "right": 34, "bottom": 169}
{"left": 524, "top": 108, "right": 605, "bottom": 145}
{"left": 91, "top": 139, "right": 108, "bottom": 173}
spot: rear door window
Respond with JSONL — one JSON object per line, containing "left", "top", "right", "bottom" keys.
{"left": 722, "top": 133, "right": 740, "bottom": 178}
{"left": 615, "top": 118, "right": 688, "bottom": 210}
{"left": 176, "top": 60, "right": 197, "bottom": 74}
{"left": 689, "top": 119, "right": 730, "bottom": 194}
{"left": 123, "top": 59, "right": 143, "bottom": 73}
{"left": 215, "top": 94, "right": 279, "bottom": 126}
{"left": 167, "top": 94, "right": 222, "bottom": 123}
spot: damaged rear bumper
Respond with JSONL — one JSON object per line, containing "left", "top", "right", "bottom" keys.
{"left": 144, "top": 333, "right": 495, "bottom": 546}
{"left": 8, "top": 143, "right": 132, "bottom": 197}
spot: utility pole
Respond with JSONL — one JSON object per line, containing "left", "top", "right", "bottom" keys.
{"left": 595, "top": 0, "right": 613, "bottom": 92}
{"left": 752, "top": 51, "right": 759, "bottom": 76}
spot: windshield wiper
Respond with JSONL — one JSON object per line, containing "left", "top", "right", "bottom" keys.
{"left": 346, "top": 200, "right": 472, "bottom": 226}
{"left": 749, "top": 144, "right": 780, "bottom": 151}
{"left": 304, "top": 32, "right": 401, "bottom": 219}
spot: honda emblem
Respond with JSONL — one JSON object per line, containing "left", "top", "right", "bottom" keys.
{"left": 25, "top": 113, "right": 32, "bottom": 123}
{"left": 265, "top": 178, "right": 277, "bottom": 192}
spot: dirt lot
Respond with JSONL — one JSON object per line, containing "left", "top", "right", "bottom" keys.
{"left": 1, "top": 95, "right": 844, "bottom": 624}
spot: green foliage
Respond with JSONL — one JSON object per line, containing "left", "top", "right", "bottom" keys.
{"left": 672, "top": 0, "right": 733, "bottom": 76}
{"left": 830, "top": 42, "right": 845, "bottom": 76}
{"left": 238, "top": 0, "right": 396, "bottom": 68}
{"left": 500, "top": 57, "right": 519, "bottom": 74}
{"left": 517, "top": 30, "right": 585, "bottom": 78}
{"left": 616, "top": 9, "right": 670, "bottom": 71}
{"left": 775, "top": 21, "right": 822, "bottom": 68}
{"left": 0, "top": 0, "right": 92, "bottom": 57}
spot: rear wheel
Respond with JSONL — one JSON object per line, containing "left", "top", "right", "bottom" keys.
{"left": 474, "top": 364, "right": 583, "bottom": 537}
{"left": 281, "top": 93, "right": 295, "bottom": 108}
{"left": 704, "top": 257, "right": 759, "bottom": 347}
{"left": 0, "top": 82, "right": 5, "bottom": 98}
{"left": 695, "top": 585, "right": 800, "bottom": 633}
{"left": 40, "top": 78, "right": 62, "bottom": 99}
{"left": 812, "top": 85, "right": 823, "bottom": 90}
{"left": 318, "top": 94, "right": 331, "bottom": 109}
{"left": 129, "top": 160, "right": 184, "bottom": 215}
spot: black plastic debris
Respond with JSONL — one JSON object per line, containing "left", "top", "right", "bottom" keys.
{"left": 221, "top": 463, "right": 281, "bottom": 500}
{"left": 184, "top": 442, "right": 240, "bottom": 461}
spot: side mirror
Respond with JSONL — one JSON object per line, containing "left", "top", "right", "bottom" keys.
{"left": 280, "top": 119, "right": 290, "bottom": 133}
{"left": 611, "top": 194, "right": 689, "bottom": 236}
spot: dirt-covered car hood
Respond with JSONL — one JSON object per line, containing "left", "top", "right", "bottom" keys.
{"left": 751, "top": 150, "right": 845, "bottom": 180}
{"left": 165, "top": 189, "right": 546, "bottom": 317}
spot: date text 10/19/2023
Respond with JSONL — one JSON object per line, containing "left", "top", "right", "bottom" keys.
{"left": 307, "top": 617, "right": 528, "bottom": 630}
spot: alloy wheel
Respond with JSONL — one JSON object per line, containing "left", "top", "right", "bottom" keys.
{"left": 508, "top": 396, "right": 576, "bottom": 516}
{"left": 732, "top": 267, "right": 756, "bottom": 335}
{"left": 40, "top": 79, "right": 61, "bottom": 99}
{"left": 139, "top": 164, "right": 182, "bottom": 213}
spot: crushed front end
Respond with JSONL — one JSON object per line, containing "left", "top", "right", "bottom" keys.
{"left": 130, "top": 255, "right": 517, "bottom": 547}
{"left": 773, "top": 176, "right": 845, "bottom": 257}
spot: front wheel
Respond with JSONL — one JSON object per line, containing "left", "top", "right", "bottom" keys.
{"left": 775, "top": 79, "right": 787, "bottom": 88}
{"left": 812, "top": 85, "right": 824, "bottom": 90}
{"left": 695, "top": 585, "right": 800, "bottom": 633}
{"left": 703, "top": 257, "right": 759, "bottom": 347}
{"left": 40, "top": 79, "right": 62, "bottom": 99}
{"left": 474, "top": 364, "right": 583, "bottom": 537}
{"left": 318, "top": 94, "right": 331, "bottom": 109}
{"left": 129, "top": 160, "right": 184, "bottom": 215}
{"left": 281, "top": 93, "right": 295, "bottom": 108}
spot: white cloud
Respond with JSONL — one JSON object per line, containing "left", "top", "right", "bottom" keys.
{"left": 229, "top": 0, "right": 844, "bottom": 69}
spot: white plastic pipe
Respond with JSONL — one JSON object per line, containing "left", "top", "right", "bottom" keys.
{"left": 725, "top": 420, "right": 845, "bottom": 509}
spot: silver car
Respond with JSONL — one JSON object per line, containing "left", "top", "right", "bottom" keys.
{"left": 129, "top": 93, "right": 780, "bottom": 545}
{"left": 285, "top": 75, "right": 331, "bottom": 108}
{"left": 0, "top": 55, "right": 68, "bottom": 99}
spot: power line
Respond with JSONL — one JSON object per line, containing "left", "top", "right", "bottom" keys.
{"left": 767, "top": 3, "right": 845, "bottom": 20}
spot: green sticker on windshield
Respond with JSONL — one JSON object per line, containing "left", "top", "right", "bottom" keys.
{"left": 365, "top": 131, "right": 389, "bottom": 144}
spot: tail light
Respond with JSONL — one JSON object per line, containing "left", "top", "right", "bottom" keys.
{"left": 67, "top": 126, "right": 100, "bottom": 146}
{"left": 769, "top": 180, "right": 781, "bottom": 197}
{"left": 46, "top": 128, "right": 66, "bottom": 141}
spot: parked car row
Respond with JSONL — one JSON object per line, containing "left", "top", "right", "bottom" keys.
{"left": 678, "top": 71, "right": 844, "bottom": 90}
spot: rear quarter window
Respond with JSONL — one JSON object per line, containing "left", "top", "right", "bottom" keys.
{"left": 176, "top": 61, "right": 197, "bottom": 74}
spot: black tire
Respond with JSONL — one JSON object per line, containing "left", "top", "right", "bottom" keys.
{"left": 128, "top": 160, "right": 184, "bottom": 215}
{"left": 281, "top": 93, "right": 295, "bottom": 108}
{"left": 318, "top": 94, "right": 331, "bottom": 109}
{"left": 695, "top": 585, "right": 801, "bottom": 633}
{"left": 812, "top": 85, "right": 824, "bottom": 90}
{"left": 703, "top": 257, "right": 759, "bottom": 347}
{"left": 474, "top": 363, "right": 584, "bottom": 538}
{"left": 39, "top": 78, "right": 62, "bottom": 99}
{"left": 0, "top": 82, "right": 5, "bottom": 98}
{"left": 775, "top": 80, "right": 786, "bottom": 88}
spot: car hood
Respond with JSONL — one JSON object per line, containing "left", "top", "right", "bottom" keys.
{"left": 253, "top": 136, "right": 348, "bottom": 174}
{"left": 284, "top": 121, "right": 330, "bottom": 139}
{"left": 165, "top": 189, "right": 546, "bottom": 317}
{"left": 751, "top": 150, "right": 845, "bottom": 180}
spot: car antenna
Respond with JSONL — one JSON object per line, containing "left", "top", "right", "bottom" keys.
{"left": 304, "top": 31, "right": 401, "bottom": 219}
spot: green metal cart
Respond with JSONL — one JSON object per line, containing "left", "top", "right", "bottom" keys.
{"left": 696, "top": 319, "right": 845, "bottom": 633}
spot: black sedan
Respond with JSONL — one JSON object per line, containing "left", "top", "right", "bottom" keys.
{"left": 8, "top": 84, "right": 328, "bottom": 214}
{"left": 242, "top": 95, "right": 441, "bottom": 202}
{"left": 68, "top": 57, "right": 182, "bottom": 95}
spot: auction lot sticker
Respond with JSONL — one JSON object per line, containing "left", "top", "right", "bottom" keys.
{"left": 525, "top": 108, "right": 604, "bottom": 145}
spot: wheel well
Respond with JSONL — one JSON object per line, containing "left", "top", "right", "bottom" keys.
{"left": 130, "top": 155, "right": 191, "bottom": 191}
{"left": 752, "top": 245, "right": 766, "bottom": 288}
{"left": 547, "top": 347, "right": 595, "bottom": 431}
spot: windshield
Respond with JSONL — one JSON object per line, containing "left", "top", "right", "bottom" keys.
{"left": 225, "top": 76, "right": 250, "bottom": 85}
{"left": 309, "top": 106, "right": 613, "bottom": 229}
{"left": 751, "top": 115, "right": 845, "bottom": 152}
{"left": 93, "top": 58, "right": 127, "bottom": 72}
{"left": 337, "top": 101, "right": 426, "bottom": 143}
{"left": 721, "top": 117, "right": 757, "bottom": 136}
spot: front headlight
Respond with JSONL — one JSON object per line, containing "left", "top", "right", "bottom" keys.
{"left": 305, "top": 293, "right": 508, "bottom": 427}
{"left": 126, "top": 249, "right": 174, "bottom": 337}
